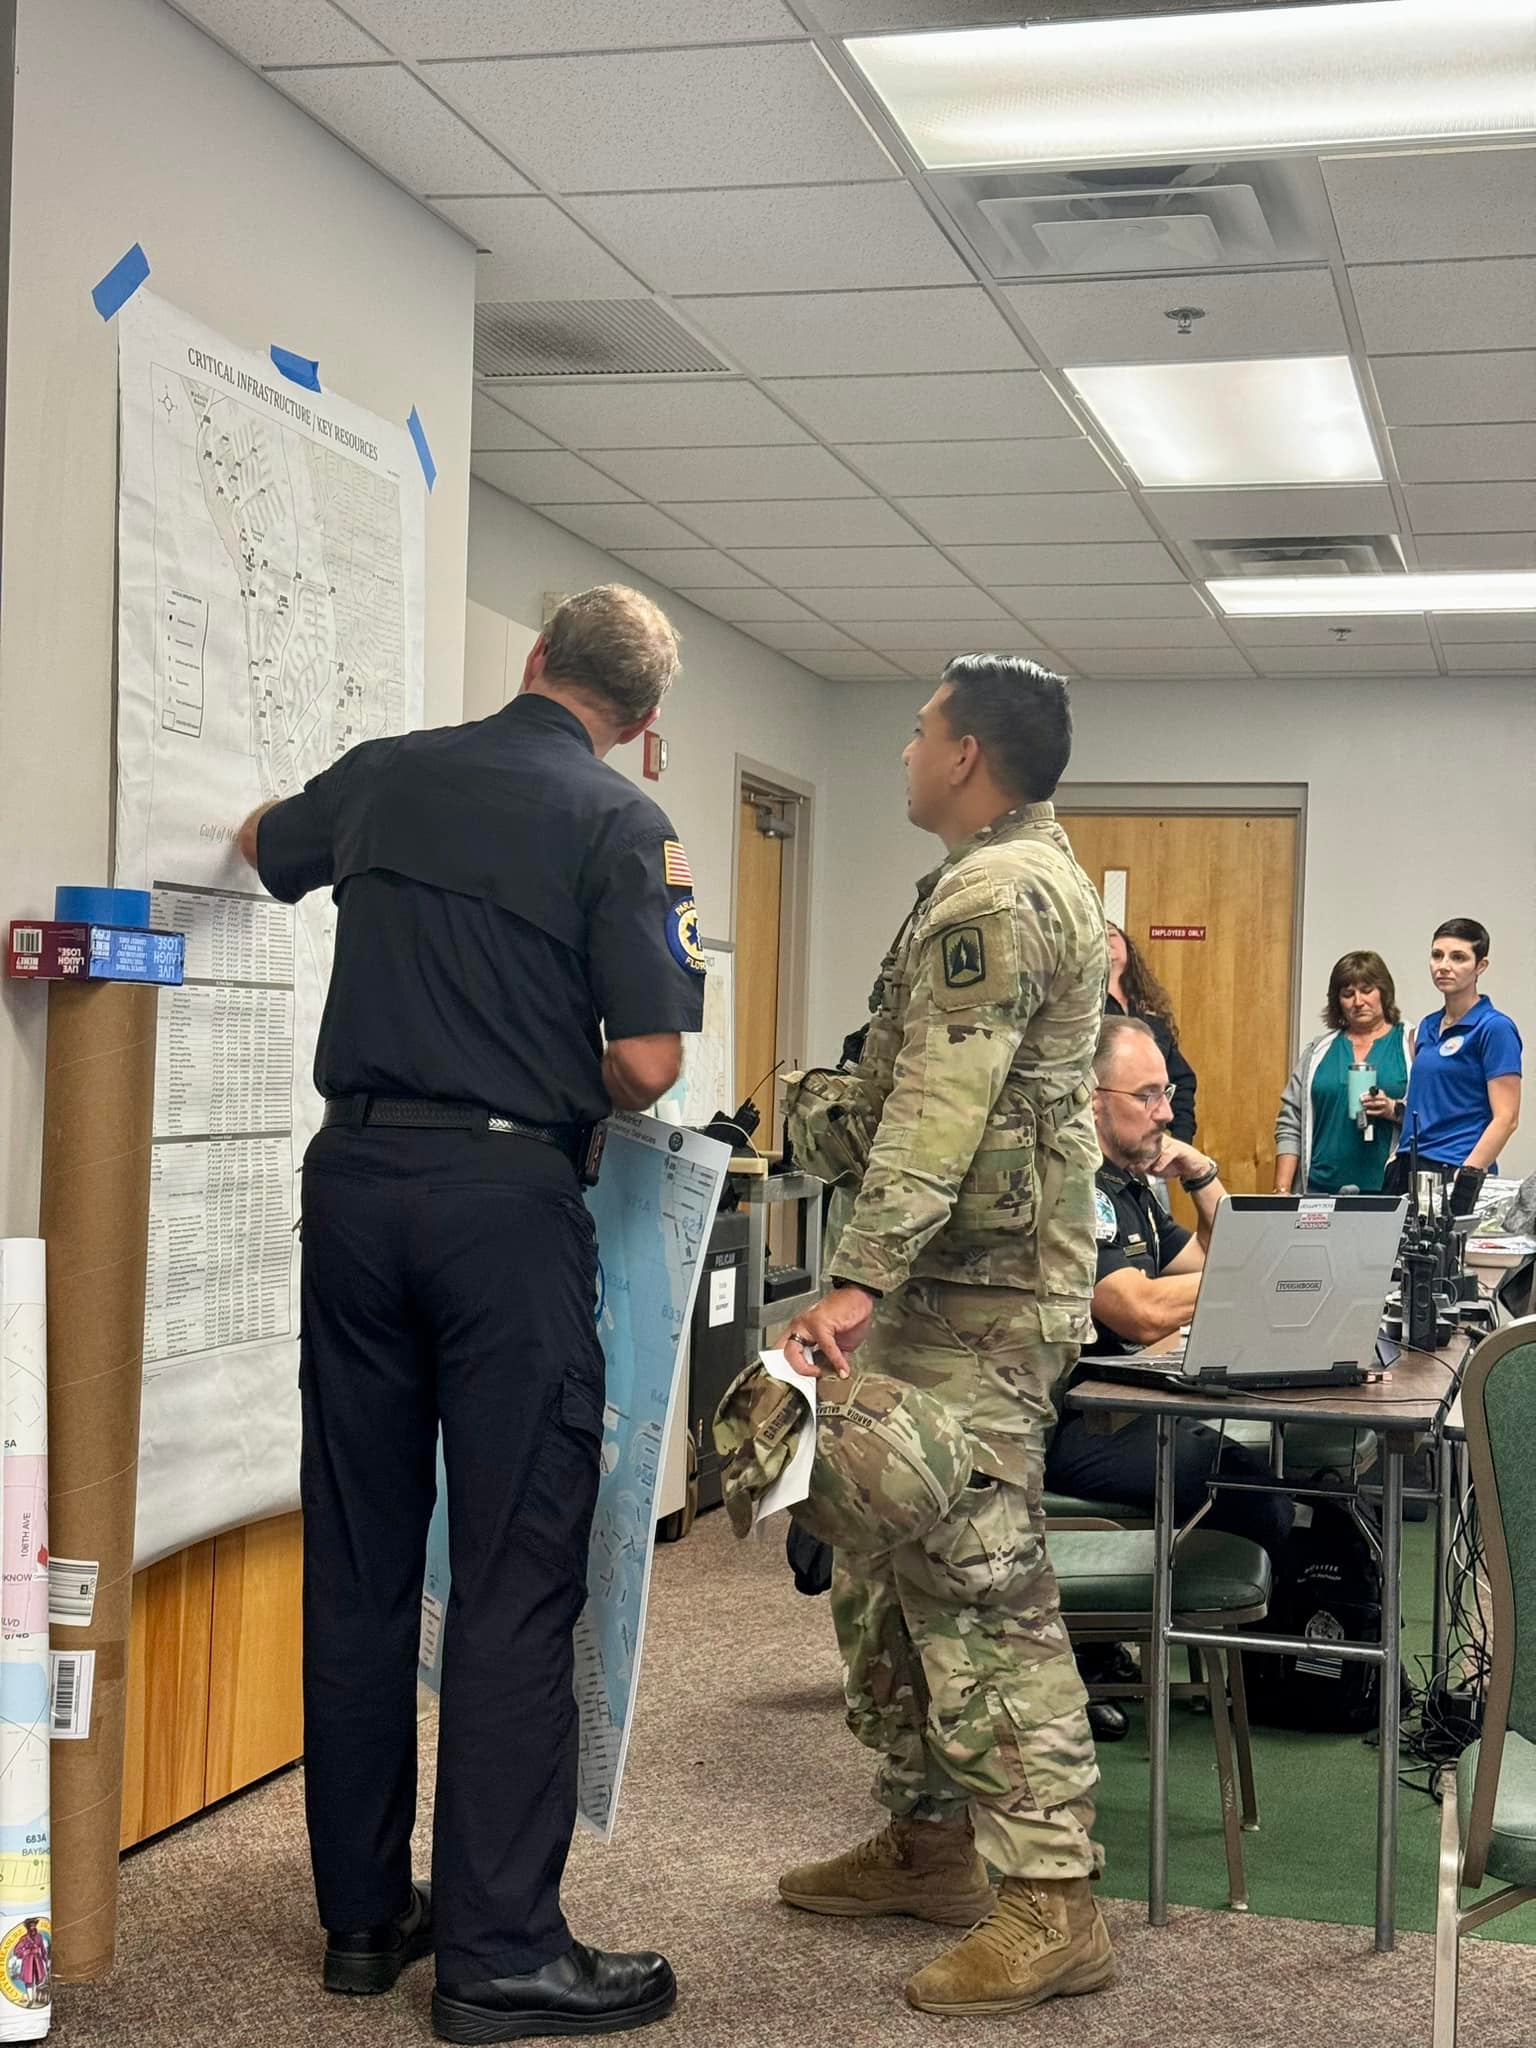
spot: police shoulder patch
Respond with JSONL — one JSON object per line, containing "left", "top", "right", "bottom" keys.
{"left": 667, "top": 895, "right": 707, "bottom": 975}
{"left": 1094, "top": 1189, "right": 1118, "bottom": 1243}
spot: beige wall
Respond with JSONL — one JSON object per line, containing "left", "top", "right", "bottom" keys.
{"left": 0, "top": 0, "right": 476, "bottom": 1235}
{"left": 466, "top": 480, "right": 833, "bottom": 973}
{"left": 816, "top": 673, "right": 1536, "bottom": 1176}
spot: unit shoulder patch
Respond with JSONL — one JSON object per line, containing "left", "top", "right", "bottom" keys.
{"left": 1094, "top": 1189, "right": 1119, "bottom": 1243}
{"left": 926, "top": 907, "right": 1016, "bottom": 1012}
{"left": 667, "top": 895, "right": 706, "bottom": 975}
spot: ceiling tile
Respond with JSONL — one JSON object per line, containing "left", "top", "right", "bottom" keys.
{"left": 175, "top": 0, "right": 384, "bottom": 63}
{"left": 1154, "top": 484, "right": 1397, "bottom": 539}
{"left": 1432, "top": 612, "right": 1536, "bottom": 642}
{"left": 345, "top": 0, "right": 797, "bottom": 57}
{"left": 572, "top": 184, "right": 970, "bottom": 296}
{"left": 840, "top": 619, "right": 1045, "bottom": 653}
{"left": 1028, "top": 618, "right": 1234, "bottom": 650}
{"left": 950, "top": 542, "right": 1184, "bottom": 584}
{"left": 470, "top": 451, "right": 636, "bottom": 502}
{"left": 427, "top": 45, "right": 895, "bottom": 193}
{"left": 767, "top": 371, "right": 1077, "bottom": 443}
{"left": 1372, "top": 352, "right": 1536, "bottom": 428}
{"left": 428, "top": 197, "right": 641, "bottom": 298}
{"left": 672, "top": 588, "right": 819, "bottom": 622}
{"left": 731, "top": 546, "right": 965, "bottom": 586}
{"left": 1393, "top": 424, "right": 1536, "bottom": 484}
{"left": 1440, "top": 644, "right": 1535, "bottom": 672}
{"left": 991, "top": 584, "right": 1211, "bottom": 620}
{"left": 1254, "top": 646, "right": 1440, "bottom": 675}
{"left": 663, "top": 499, "right": 921, "bottom": 548}
{"left": 611, "top": 550, "right": 764, "bottom": 588}
{"left": 902, "top": 493, "right": 1154, "bottom": 546}
{"left": 471, "top": 390, "right": 555, "bottom": 450}
{"left": 1003, "top": 270, "right": 1346, "bottom": 366}
{"left": 532, "top": 504, "right": 704, "bottom": 549}
{"left": 1227, "top": 614, "right": 1433, "bottom": 648}
{"left": 886, "top": 648, "right": 1074, "bottom": 682}
{"left": 814, "top": 0, "right": 1022, "bottom": 22}
{"left": 273, "top": 63, "right": 529, "bottom": 193}
{"left": 584, "top": 445, "right": 871, "bottom": 502}
{"left": 1414, "top": 533, "right": 1536, "bottom": 570}
{"left": 1323, "top": 148, "right": 1536, "bottom": 263}
{"left": 737, "top": 621, "right": 863, "bottom": 653}
{"left": 797, "top": 652, "right": 907, "bottom": 680}
{"left": 1351, "top": 259, "right": 1535, "bottom": 355}
{"left": 681, "top": 290, "right": 1027, "bottom": 377}
{"left": 1404, "top": 484, "right": 1536, "bottom": 534}
{"left": 1072, "top": 648, "right": 1256, "bottom": 678}
{"left": 798, "top": 586, "right": 1010, "bottom": 622}
{"left": 849, "top": 439, "right": 1115, "bottom": 496}
{"left": 495, "top": 380, "right": 807, "bottom": 449}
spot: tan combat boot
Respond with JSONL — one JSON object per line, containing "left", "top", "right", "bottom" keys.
{"left": 778, "top": 1816, "right": 996, "bottom": 1926}
{"left": 903, "top": 1874, "right": 1114, "bottom": 2013}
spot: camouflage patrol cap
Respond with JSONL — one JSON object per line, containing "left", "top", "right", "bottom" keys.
{"left": 713, "top": 1361, "right": 974, "bottom": 1553}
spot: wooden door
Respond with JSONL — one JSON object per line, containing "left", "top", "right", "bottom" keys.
{"left": 204, "top": 1513, "right": 305, "bottom": 1802}
{"left": 735, "top": 795, "right": 784, "bottom": 1146}
{"left": 1058, "top": 812, "right": 1297, "bottom": 1207}
{"left": 120, "top": 1541, "right": 216, "bottom": 1847}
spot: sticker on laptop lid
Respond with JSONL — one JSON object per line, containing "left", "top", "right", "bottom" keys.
{"left": 1296, "top": 1198, "right": 1336, "bottom": 1230}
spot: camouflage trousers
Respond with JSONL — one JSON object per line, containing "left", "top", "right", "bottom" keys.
{"left": 831, "top": 1281, "right": 1102, "bottom": 1881}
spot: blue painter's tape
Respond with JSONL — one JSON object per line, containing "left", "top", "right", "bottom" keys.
{"left": 407, "top": 405, "right": 437, "bottom": 493}
{"left": 91, "top": 242, "right": 150, "bottom": 320}
{"left": 271, "top": 344, "right": 321, "bottom": 392}
{"left": 55, "top": 885, "right": 152, "bottom": 929}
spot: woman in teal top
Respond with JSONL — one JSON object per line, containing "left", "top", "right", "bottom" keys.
{"left": 1273, "top": 950, "right": 1412, "bottom": 1194}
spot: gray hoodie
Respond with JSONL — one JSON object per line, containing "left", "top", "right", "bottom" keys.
{"left": 1274, "top": 1022, "right": 1412, "bottom": 1191}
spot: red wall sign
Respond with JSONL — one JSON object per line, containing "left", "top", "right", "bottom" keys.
{"left": 1149, "top": 924, "right": 1207, "bottom": 941}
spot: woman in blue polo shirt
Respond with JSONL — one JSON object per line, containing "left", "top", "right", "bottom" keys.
{"left": 1399, "top": 917, "right": 1522, "bottom": 1180}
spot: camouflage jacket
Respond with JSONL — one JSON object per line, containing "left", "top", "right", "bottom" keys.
{"left": 818, "top": 804, "right": 1107, "bottom": 1334}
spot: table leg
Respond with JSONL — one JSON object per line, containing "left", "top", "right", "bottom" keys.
{"left": 1148, "top": 1413, "right": 1176, "bottom": 1926}
{"left": 1433, "top": 1435, "right": 1454, "bottom": 1679}
{"left": 1376, "top": 1445, "right": 1405, "bottom": 1953}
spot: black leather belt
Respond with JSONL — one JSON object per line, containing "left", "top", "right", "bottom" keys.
{"left": 322, "top": 1095, "right": 587, "bottom": 1166}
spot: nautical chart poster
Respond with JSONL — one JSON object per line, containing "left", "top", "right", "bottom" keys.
{"left": 114, "top": 291, "right": 426, "bottom": 1566}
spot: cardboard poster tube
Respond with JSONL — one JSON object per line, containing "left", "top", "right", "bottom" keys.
{"left": 37, "top": 983, "right": 156, "bottom": 1983}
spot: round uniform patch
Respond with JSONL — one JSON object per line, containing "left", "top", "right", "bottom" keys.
{"left": 1094, "top": 1189, "right": 1119, "bottom": 1243}
{"left": 1439, "top": 1036, "right": 1465, "bottom": 1057}
{"left": 667, "top": 895, "right": 706, "bottom": 975}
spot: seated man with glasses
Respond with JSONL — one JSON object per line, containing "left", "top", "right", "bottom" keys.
{"left": 1045, "top": 1015, "right": 1293, "bottom": 1735}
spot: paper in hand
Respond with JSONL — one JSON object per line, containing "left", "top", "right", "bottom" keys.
{"left": 753, "top": 1350, "right": 819, "bottom": 1527}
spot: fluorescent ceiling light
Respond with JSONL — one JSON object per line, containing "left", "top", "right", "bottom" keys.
{"left": 1066, "top": 357, "right": 1380, "bottom": 488}
{"left": 846, "top": 4, "right": 1536, "bottom": 170}
{"left": 1208, "top": 572, "right": 1536, "bottom": 616}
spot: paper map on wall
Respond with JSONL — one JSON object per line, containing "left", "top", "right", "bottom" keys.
{"left": 418, "top": 1115, "right": 728, "bottom": 1839}
{"left": 113, "top": 291, "right": 425, "bottom": 1568}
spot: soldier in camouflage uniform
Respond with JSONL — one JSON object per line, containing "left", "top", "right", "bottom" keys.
{"left": 778, "top": 655, "right": 1111, "bottom": 2016}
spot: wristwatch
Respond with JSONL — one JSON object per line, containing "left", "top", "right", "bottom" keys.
{"left": 1180, "top": 1161, "right": 1220, "bottom": 1194}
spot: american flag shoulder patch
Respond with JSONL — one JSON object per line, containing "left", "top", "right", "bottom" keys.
{"left": 663, "top": 840, "right": 693, "bottom": 890}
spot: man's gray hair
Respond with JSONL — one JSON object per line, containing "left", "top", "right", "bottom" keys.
{"left": 542, "top": 584, "right": 681, "bottom": 724}
{"left": 1094, "top": 1012, "right": 1156, "bottom": 1082}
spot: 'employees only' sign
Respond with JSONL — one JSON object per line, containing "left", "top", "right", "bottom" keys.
{"left": 1149, "top": 924, "right": 1207, "bottom": 941}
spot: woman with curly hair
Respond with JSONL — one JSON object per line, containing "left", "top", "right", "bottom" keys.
{"left": 1104, "top": 922, "right": 1197, "bottom": 1142}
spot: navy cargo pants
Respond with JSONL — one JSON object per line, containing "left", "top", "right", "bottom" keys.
{"left": 298, "top": 1123, "right": 604, "bottom": 1984}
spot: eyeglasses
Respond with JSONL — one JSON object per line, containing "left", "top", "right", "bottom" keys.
{"left": 1096, "top": 1084, "right": 1176, "bottom": 1110}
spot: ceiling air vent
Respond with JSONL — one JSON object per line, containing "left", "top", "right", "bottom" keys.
{"left": 932, "top": 157, "right": 1325, "bottom": 280}
{"left": 1193, "top": 535, "right": 1407, "bottom": 579}
{"left": 474, "top": 300, "right": 730, "bottom": 379}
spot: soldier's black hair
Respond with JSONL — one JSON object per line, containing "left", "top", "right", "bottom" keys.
{"left": 938, "top": 654, "right": 1072, "bottom": 802}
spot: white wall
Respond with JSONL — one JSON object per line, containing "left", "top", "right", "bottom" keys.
{"left": 817, "top": 674, "right": 1536, "bottom": 1174}
{"left": 0, "top": 0, "right": 477, "bottom": 1235}
{"left": 466, "top": 479, "right": 833, "bottom": 968}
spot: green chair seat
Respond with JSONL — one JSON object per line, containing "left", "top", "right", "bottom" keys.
{"left": 1456, "top": 1731, "right": 1536, "bottom": 1891}
{"left": 1041, "top": 1489, "right": 1148, "bottom": 1524}
{"left": 1224, "top": 1418, "right": 1378, "bottom": 1475}
{"left": 1049, "top": 1528, "right": 1272, "bottom": 1616}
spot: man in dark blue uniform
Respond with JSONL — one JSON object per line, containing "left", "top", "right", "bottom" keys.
{"left": 237, "top": 584, "right": 703, "bottom": 2044}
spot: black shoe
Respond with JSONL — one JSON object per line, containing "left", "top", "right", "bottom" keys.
{"left": 433, "top": 1941, "right": 677, "bottom": 2042}
{"left": 1077, "top": 1643, "right": 1139, "bottom": 1688}
{"left": 324, "top": 1881, "right": 433, "bottom": 1995}
{"left": 1086, "top": 1700, "right": 1130, "bottom": 1743}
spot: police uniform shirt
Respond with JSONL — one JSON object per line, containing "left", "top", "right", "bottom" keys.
{"left": 256, "top": 693, "right": 705, "bottom": 1123}
{"left": 1090, "top": 1162, "right": 1191, "bottom": 1356}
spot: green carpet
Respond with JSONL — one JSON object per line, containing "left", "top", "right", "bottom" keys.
{"left": 1090, "top": 1520, "right": 1536, "bottom": 1943}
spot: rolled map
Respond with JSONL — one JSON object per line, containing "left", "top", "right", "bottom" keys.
{"left": 0, "top": 1243, "right": 50, "bottom": 2038}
